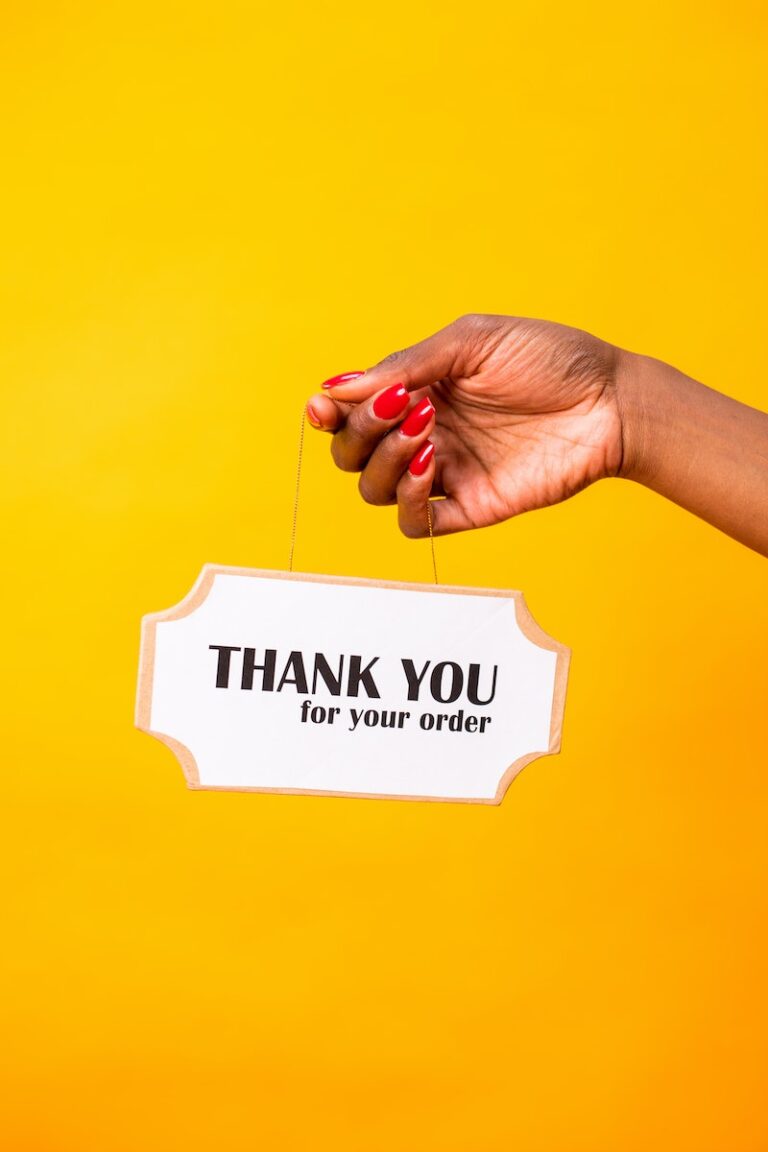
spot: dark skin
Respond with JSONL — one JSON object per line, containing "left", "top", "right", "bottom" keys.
{"left": 306, "top": 313, "right": 768, "bottom": 557}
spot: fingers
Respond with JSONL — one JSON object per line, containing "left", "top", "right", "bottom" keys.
{"left": 331, "top": 384, "right": 432, "bottom": 474}
{"left": 307, "top": 314, "right": 500, "bottom": 538}
{"left": 396, "top": 452, "right": 468, "bottom": 538}
{"left": 318, "top": 315, "right": 476, "bottom": 405}
{"left": 305, "top": 393, "right": 346, "bottom": 432}
{"left": 308, "top": 313, "right": 494, "bottom": 434}
{"left": 308, "top": 378, "right": 470, "bottom": 536}
{"left": 356, "top": 396, "right": 436, "bottom": 505}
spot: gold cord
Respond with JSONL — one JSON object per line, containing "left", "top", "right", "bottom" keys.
{"left": 288, "top": 407, "right": 305, "bottom": 572}
{"left": 426, "top": 499, "right": 439, "bottom": 585}
{"left": 290, "top": 406, "right": 438, "bottom": 584}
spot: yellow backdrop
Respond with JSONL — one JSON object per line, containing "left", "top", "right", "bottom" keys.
{"left": 2, "top": 2, "right": 767, "bottom": 1149}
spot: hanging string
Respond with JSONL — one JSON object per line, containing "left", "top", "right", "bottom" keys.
{"left": 290, "top": 406, "right": 438, "bottom": 584}
{"left": 426, "top": 499, "right": 438, "bottom": 585}
{"left": 288, "top": 407, "right": 305, "bottom": 573}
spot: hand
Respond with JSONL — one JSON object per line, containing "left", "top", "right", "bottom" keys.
{"left": 306, "top": 313, "right": 624, "bottom": 536}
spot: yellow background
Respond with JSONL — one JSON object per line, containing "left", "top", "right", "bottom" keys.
{"left": 1, "top": 2, "right": 767, "bottom": 1148}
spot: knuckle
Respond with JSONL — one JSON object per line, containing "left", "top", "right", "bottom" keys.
{"left": 398, "top": 513, "right": 425, "bottom": 539}
{"left": 376, "top": 347, "right": 413, "bottom": 380}
{"left": 379, "top": 347, "right": 407, "bottom": 368}
{"left": 330, "top": 434, "right": 358, "bottom": 473}
{"left": 455, "top": 312, "right": 487, "bottom": 333}
{"left": 358, "top": 474, "right": 385, "bottom": 506}
{"left": 349, "top": 402, "right": 376, "bottom": 437}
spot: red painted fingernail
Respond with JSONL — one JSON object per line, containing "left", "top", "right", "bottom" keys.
{"left": 306, "top": 404, "right": 321, "bottom": 427}
{"left": 322, "top": 371, "right": 365, "bottom": 389}
{"left": 409, "top": 441, "right": 434, "bottom": 477}
{"left": 400, "top": 396, "right": 435, "bottom": 437}
{"left": 373, "top": 383, "right": 409, "bottom": 420}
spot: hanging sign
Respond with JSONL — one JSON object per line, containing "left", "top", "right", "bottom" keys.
{"left": 135, "top": 565, "right": 570, "bottom": 804}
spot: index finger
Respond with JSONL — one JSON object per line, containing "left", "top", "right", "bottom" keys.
{"left": 320, "top": 318, "right": 467, "bottom": 404}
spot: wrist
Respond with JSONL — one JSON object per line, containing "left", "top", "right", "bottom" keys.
{"left": 610, "top": 345, "right": 768, "bottom": 556}
{"left": 612, "top": 348, "right": 673, "bottom": 485}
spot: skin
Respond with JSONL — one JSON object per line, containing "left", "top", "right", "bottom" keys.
{"left": 306, "top": 313, "right": 768, "bottom": 556}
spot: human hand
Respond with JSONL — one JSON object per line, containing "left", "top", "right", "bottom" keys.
{"left": 306, "top": 313, "right": 624, "bottom": 536}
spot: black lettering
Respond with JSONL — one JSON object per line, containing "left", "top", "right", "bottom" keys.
{"left": 430, "top": 661, "right": 463, "bottom": 703}
{"left": 401, "top": 658, "right": 430, "bottom": 701}
{"left": 467, "top": 663, "right": 497, "bottom": 706}
{"left": 347, "top": 655, "right": 380, "bottom": 698}
{"left": 311, "top": 652, "right": 344, "bottom": 696}
{"left": 209, "top": 645, "right": 241, "bottom": 689}
{"left": 277, "top": 651, "right": 309, "bottom": 694}
{"left": 349, "top": 707, "right": 363, "bottom": 731}
{"left": 241, "top": 648, "right": 277, "bottom": 691}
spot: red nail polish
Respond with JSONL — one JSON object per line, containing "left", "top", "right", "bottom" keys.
{"left": 322, "top": 371, "right": 365, "bottom": 389}
{"left": 409, "top": 441, "right": 434, "bottom": 477}
{"left": 373, "top": 383, "right": 409, "bottom": 420}
{"left": 400, "top": 396, "right": 435, "bottom": 437}
{"left": 306, "top": 404, "right": 321, "bottom": 427}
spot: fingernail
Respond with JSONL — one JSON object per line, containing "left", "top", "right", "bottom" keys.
{"left": 322, "top": 371, "right": 365, "bottom": 390}
{"left": 306, "top": 404, "right": 321, "bottom": 427}
{"left": 409, "top": 441, "right": 434, "bottom": 477}
{"left": 373, "top": 383, "right": 409, "bottom": 420}
{"left": 400, "top": 396, "right": 435, "bottom": 437}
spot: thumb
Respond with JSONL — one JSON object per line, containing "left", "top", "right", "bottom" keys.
{"left": 321, "top": 316, "right": 471, "bottom": 404}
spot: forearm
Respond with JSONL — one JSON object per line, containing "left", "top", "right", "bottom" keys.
{"left": 616, "top": 351, "right": 768, "bottom": 557}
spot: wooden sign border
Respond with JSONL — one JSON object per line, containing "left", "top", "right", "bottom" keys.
{"left": 135, "top": 564, "right": 570, "bottom": 805}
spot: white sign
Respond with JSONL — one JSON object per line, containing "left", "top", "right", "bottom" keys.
{"left": 135, "top": 566, "right": 570, "bottom": 804}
